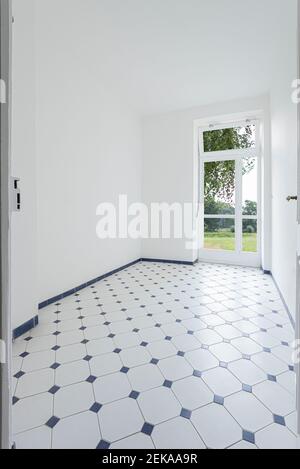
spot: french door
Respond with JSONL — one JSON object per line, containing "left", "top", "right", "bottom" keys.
{"left": 198, "top": 120, "right": 261, "bottom": 267}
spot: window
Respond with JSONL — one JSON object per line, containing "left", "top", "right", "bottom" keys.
{"left": 198, "top": 118, "right": 261, "bottom": 266}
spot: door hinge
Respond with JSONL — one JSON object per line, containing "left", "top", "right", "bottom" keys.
{"left": 11, "top": 177, "right": 21, "bottom": 212}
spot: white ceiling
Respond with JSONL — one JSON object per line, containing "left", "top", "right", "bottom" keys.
{"left": 41, "top": 0, "right": 294, "bottom": 116}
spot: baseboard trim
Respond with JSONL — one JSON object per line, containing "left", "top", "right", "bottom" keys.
{"left": 38, "top": 259, "right": 141, "bottom": 310}
{"left": 13, "top": 315, "right": 39, "bottom": 340}
{"left": 141, "top": 258, "right": 198, "bottom": 266}
{"left": 270, "top": 272, "right": 296, "bottom": 330}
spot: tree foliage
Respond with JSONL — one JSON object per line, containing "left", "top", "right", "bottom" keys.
{"left": 203, "top": 125, "right": 255, "bottom": 205}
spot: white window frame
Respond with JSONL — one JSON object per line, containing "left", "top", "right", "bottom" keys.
{"left": 198, "top": 117, "right": 262, "bottom": 268}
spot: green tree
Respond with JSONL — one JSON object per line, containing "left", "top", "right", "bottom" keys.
{"left": 203, "top": 125, "right": 255, "bottom": 204}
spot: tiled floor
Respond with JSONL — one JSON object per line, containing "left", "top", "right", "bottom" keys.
{"left": 12, "top": 261, "right": 298, "bottom": 449}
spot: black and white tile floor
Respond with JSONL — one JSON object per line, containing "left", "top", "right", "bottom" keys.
{"left": 12, "top": 262, "right": 298, "bottom": 449}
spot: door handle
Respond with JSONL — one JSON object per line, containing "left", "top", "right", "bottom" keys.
{"left": 287, "top": 196, "right": 298, "bottom": 202}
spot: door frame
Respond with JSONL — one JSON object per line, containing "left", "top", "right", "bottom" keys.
{"left": 197, "top": 115, "right": 262, "bottom": 268}
{"left": 296, "top": 0, "right": 300, "bottom": 438}
{"left": 0, "top": 0, "right": 12, "bottom": 450}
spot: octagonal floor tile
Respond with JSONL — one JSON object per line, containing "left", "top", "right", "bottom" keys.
{"left": 127, "top": 364, "right": 164, "bottom": 392}
{"left": 228, "top": 359, "right": 266, "bottom": 386}
{"left": 13, "top": 393, "right": 53, "bottom": 434}
{"left": 172, "top": 376, "right": 213, "bottom": 410}
{"left": 210, "top": 343, "right": 242, "bottom": 363}
{"left": 256, "top": 424, "right": 297, "bottom": 449}
{"left": 253, "top": 381, "right": 296, "bottom": 416}
{"left": 99, "top": 398, "right": 144, "bottom": 442}
{"left": 54, "top": 381, "right": 94, "bottom": 418}
{"left": 52, "top": 411, "right": 100, "bottom": 449}
{"left": 120, "top": 346, "right": 152, "bottom": 368}
{"left": 14, "top": 426, "right": 52, "bottom": 449}
{"left": 94, "top": 372, "right": 131, "bottom": 404}
{"left": 138, "top": 387, "right": 181, "bottom": 425}
{"left": 16, "top": 368, "right": 54, "bottom": 399}
{"left": 191, "top": 404, "right": 242, "bottom": 449}
{"left": 158, "top": 356, "right": 193, "bottom": 381}
{"left": 110, "top": 433, "right": 155, "bottom": 449}
{"left": 202, "top": 367, "right": 242, "bottom": 397}
{"left": 152, "top": 417, "right": 206, "bottom": 449}
{"left": 90, "top": 353, "right": 122, "bottom": 378}
{"left": 185, "top": 349, "right": 219, "bottom": 372}
{"left": 225, "top": 392, "right": 273, "bottom": 433}
{"left": 55, "top": 360, "right": 90, "bottom": 387}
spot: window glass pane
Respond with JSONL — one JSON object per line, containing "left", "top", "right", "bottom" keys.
{"left": 242, "top": 219, "right": 257, "bottom": 252}
{"left": 204, "top": 161, "right": 235, "bottom": 215}
{"left": 204, "top": 218, "right": 235, "bottom": 251}
{"left": 242, "top": 157, "right": 257, "bottom": 216}
{"left": 203, "top": 124, "right": 256, "bottom": 153}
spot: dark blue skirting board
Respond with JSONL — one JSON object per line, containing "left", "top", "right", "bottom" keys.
{"left": 13, "top": 257, "right": 198, "bottom": 339}
{"left": 13, "top": 315, "right": 39, "bottom": 340}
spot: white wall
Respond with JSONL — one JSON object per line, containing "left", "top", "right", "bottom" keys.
{"left": 36, "top": 0, "right": 142, "bottom": 303}
{"left": 270, "top": 0, "right": 298, "bottom": 321}
{"left": 11, "top": 0, "right": 37, "bottom": 329}
{"left": 142, "top": 95, "right": 272, "bottom": 267}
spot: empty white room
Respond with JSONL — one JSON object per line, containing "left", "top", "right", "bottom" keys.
{"left": 1, "top": 0, "right": 300, "bottom": 451}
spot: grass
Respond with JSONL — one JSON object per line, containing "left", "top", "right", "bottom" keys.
{"left": 204, "top": 231, "right": 257, "bottom": 252}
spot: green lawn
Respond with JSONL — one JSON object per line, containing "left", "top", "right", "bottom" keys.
{"left": 204, "top": 232, "right": 257, "bottom": 252}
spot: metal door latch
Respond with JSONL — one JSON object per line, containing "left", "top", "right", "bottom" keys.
{"left": 287, "top": 195, "right": 298, "bottom": 202}
{"left": 11, "top": 177, "right": 21, "bottom": 212}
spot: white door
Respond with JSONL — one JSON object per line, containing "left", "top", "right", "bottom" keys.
{"left": 0, "top": 0, "right": 12, "bottom": 450}
{"left": 198, "top": 118, "right": 261, "bottom": 267}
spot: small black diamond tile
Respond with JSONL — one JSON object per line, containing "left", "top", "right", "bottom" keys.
{"left": 187, "top": 331, "right": 194, "bottom": 336}
{"left": 163, "top": 380, "right": 173, "bottom": 388}
{"left": 140, "top": 342, "right": 148, "bottom": 347}
{"left": 104, "top": 322, "right": 111, "bottom": 326}
{"left": 24, "top": 336, "right": 33, "bottom": 342}
{"left": 242, "top": 384, "right": 252, "bottom": 393}
{"left": 141, "top": 423, "right": 154, "bottom": 436}
{"left": 12, "top": 396, "right": 19, "bottom": 405}
{"left": 19, "top": 352, "right": 29, "bottom": 359}
{"left": 114, "top": 348, "right": 122, "bottom": 354}
{"left": 108, "top": 334, "right": 115, "bottom": 339}
{"left": 177, "top": 351, "right": 185, "bottom": 357}
{"left": 83, "top": 355, "right": 93, "bottom": 362}
{"left": 289, "top": 365, "right": 295, "bottom": 372}
{"left": 274, "top": 415, "right": 286, "bottom": 426}
{"left": 150, "top": 358, "right": 159, "bottom": 365}
{"left": 129, "top": 391, "right": 140, "bottom": 400}
{"left": 14, "top": 371, "right": 25, "bottom": 379}
{"left": 90, "top": 402, "right": 102, "bottom": 414}
{"left": 267, "top": 374, "right": 277, "bottom": 382}
{"left": 263, "top": 347, "right": 271, "bottom": 353}
{"left": 165, "top": 336, "right": 172, "bottom": 341}
{"left": 50, "top": 362, "right": 61, "bottom": 370}
{"left": 81, "top": 339, "right": 89, "bottom": 345}
{"left": 193, "top": 370, "right": 202, "bottom": 378}
{"left": 97, "top": 440, "right": 111, "bottom": 449}
{"left": 219, "top": 362, "right": 228, "bottom": 369}
{"left": 80, "top": 326, "right": 87, "bottom": 331}
{"left": 52, "top": 345, "right": 61, "bottom": 352}
{"left": 243, "top": 430, "right": 255, "bottom": 445}
{"left": 86, "top": 375, "right": 97, "bottom": 383}
{"left": 214, "top": 395, "right": 224, "bottom": 406}
{"left": 53, "top": 331, "right": 61, "bottom": 336}
{"left": 48, "top": 385, "right": 60, "bottom": 395}
{"left": 120, "top": 367, "right": 129, "bottom": 374}
{"left": 181, "top": 408, "right": 192, "bottom": 420}
{"left": 46, "top": 416, "right": 60, "bottom": 429}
